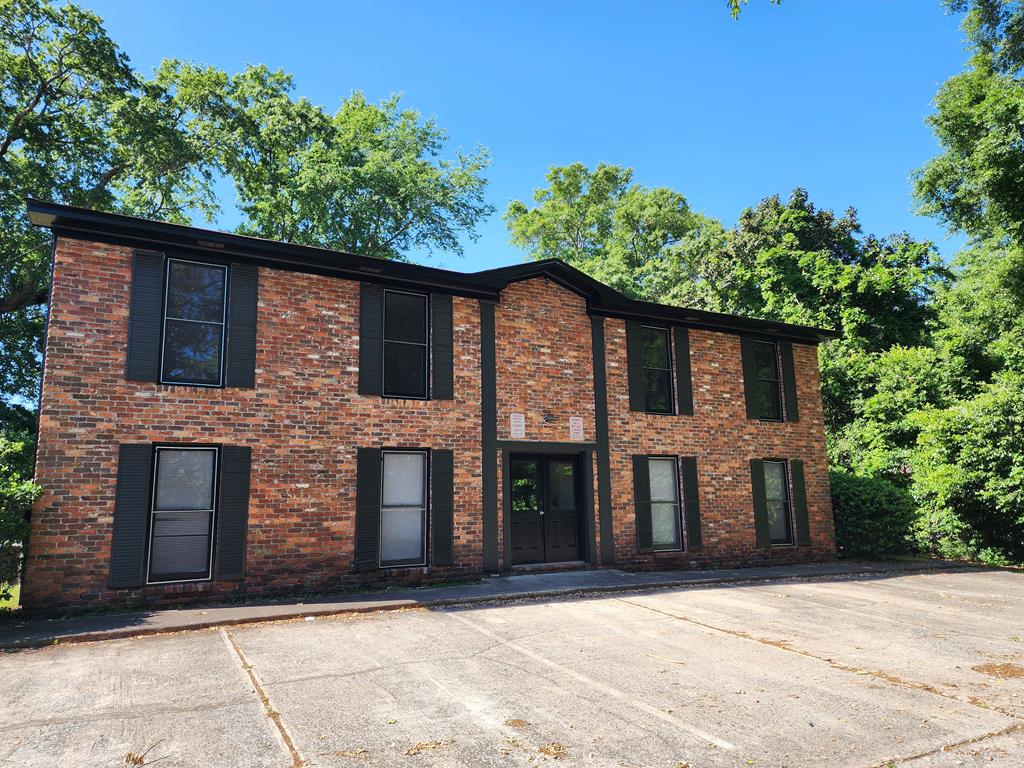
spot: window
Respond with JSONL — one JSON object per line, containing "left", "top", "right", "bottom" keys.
{"left": 641, "top": 326, "right": 673, "bottom": 414}
{"left": 383, "top": 290, "right": 429, "bottom": 399}
{"left": 148, "top": 446, "right": 218, "bottom": 583}
{"left": 648, "top": 457, "right": 682, "bottom": 551}
{"left": 161, "top": 259, "right": 227, "bottom": 386}
{"left": 753, "top": 341, "right": 783, "bottom": 421}
{"left": 763, "top": 460, "right": 793, "bottom": 545}
{"left": 380, "top": 450, "right": 428, "bottom": 566}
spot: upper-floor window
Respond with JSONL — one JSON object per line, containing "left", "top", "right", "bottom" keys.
{"left": 641, "top": 326, "right": 673, "bottom": 414}
{"left": 752, "top": 340, "right": 782, "bottom": 421}
{"left": 161, "top": 259, "right": 227, "bottom": 386}
{"left": 383, "top": 290, "right": 429, "bottom": 399}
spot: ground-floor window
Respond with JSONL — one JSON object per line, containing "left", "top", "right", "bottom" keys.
{"left": 762, "top": 459, "right": 794, "bottom": 545}
{"left": 380, "top": 450, "right": 428, "bottom": 567}
{"left": 148, "top": 446, "right": 218, "bottom": 583}
{"left": 648, "top": 457, "right": 682, "bottom": 551}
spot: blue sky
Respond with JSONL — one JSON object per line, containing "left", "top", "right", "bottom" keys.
{"left": 87, "top": 0, "right": 969, "bottom": 271}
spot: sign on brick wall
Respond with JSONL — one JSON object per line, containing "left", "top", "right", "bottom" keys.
{"left": 510, "top": 413, "right": 525, "bottom": 439}
{"left": 569, "top": 416, "right": 584, "bottom": 441}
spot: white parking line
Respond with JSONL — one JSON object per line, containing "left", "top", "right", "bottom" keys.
{"left": 447, "top": 611, "right": 736, "bottom": 751}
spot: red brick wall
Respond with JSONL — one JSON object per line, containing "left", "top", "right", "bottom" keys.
{"left": 493, "top": 278, "right": 601, "bottom": 560}
{"left": 24, "top": 239, "right": 835, "bottom": 613}
{"left": 23, "top": 238, "right": 483, "bottom": 612}
{"left": 604, "top": 320, "right": 836, "bottom": 568}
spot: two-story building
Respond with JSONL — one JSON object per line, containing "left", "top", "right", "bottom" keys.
{"left": 21, "top": 198, "right": 839, "bottom": 613}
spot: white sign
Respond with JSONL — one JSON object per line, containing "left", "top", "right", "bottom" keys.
{"left": 510, "top": 413, "right": 526, "bottom": 439}
{"left": 569, "top": 416, "right": 584, "bottom": 441}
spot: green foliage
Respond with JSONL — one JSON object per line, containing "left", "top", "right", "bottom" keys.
{"left": 0, "top": 433, "right": 40, "bottom": 600}
{"left": 829, "top": 470, "right": 918, "bottom": 558}
{"left": 910, "top": 373, "right": 1024, "bottom": 564}
{"left": 727, "top": 0, "right": 781, "bottom": 19}
{"left": 165, "top": 62, "right": 494, "bottom": 258}
{"left": 504, "top": 163, "right": 704, "bottom": 298}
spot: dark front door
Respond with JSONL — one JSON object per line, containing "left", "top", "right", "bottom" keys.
{"left": 509, "top": 454, "right": 580, "bottom": 565}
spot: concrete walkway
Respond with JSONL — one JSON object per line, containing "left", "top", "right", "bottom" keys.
{"left": 0, "top": 559, "right": 983, "bottom": 649}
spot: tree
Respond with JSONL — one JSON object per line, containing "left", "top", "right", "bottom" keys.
{"left": 0, "top": 0, "right": 221, "bottom": 408}
{"left": 0, "top": 433, "right": 40, "bottom": 598}
{"left": 914, "top": 1, "right": 1024, "bottom": 241}
{"left": 165, "top": 62, "right": 494, "bottom": 260}
{"left": 504, "top": 163, "right": 706, "bottom": 298}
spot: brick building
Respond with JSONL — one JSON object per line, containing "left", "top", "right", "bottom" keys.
{"left": 22, "top": 199, "right": 839, "bottom": 613}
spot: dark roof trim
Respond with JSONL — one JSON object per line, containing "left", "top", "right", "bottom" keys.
{"left": 27, "top": 199, "right": 840, "bottom": 343}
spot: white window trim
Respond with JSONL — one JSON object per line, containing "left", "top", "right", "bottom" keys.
{"left": 146, "top": 445, "right": 219, "bottom": 585}
{"left": 159, "top": 258, "right": 228, "bottom": 388}
{"left": 648, "top": 455, "right": 683, "bottom": 552}
{"left": 378, "top": 449, "right": 429, "bottom": 568}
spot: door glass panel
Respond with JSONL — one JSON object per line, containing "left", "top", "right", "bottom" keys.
{"left": 548, "top": 461, "right": 576, "bottom": 511}
{"left": 510, "top": 460, "right": 539, "bottom": 513}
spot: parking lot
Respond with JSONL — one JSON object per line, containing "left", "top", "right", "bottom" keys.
{"left": 2, "top": 568, "right": 1023, "bottom": 767}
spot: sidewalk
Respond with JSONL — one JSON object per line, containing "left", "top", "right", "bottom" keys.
{"left": 0, "top": 559, "right": 982, "bottom": 649}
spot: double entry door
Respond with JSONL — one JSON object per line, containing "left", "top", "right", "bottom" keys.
{"left": 509, "top": 454, "right": 581, "bottom": 564}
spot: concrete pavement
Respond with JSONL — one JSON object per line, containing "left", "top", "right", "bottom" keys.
{"left": 0, "top": 559, "right": 982, "bottom": 648}
{"left": 1, "top": 566, "right": 1023, "bottom": 767}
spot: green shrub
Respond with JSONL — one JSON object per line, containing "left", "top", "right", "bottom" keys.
{"left": 830, "top": 469, "right": 918, "bottom": 558}
{"left": 0, "top": 435, "right": 41, "bottom": 602}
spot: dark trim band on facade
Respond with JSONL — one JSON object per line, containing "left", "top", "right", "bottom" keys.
{"left": 590, "top": 316, "right": 615, "bottom": 564}
{"left": 479, "top": 300, "right": 499, "bottom": 573}
{"left": 27, "top": 198, "right": 840, "bottom": 344}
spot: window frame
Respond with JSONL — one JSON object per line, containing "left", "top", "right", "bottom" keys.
{"left": 647, "top": 455, "right": 684, "bottom": 552}
{"left": 640, "top": 325, "right": 674, "bottom": 415}
{"left": 381, "top": 289, "right": 431, "bottom": 400}
{"left": 146, "top": 444, "right": 220, "bottom": 585}
{"left": 378, "top": 449, "right": 430, "bottom": 568}
{"left": 753, "top": 340, "right": 784, "bottom": 422}
{"left": 159, "top": 257, "right": 229, "bottom": 388}
{"left": 762, "top": 458, "right": 795, "bottom": 546}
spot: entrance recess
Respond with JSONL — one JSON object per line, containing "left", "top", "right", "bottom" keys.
{"left": 509, "top": 454, "right": 580, "bottom": 564}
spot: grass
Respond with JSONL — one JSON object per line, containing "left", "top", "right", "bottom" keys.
{"left": 0, "top": 582, "right": 20, "bottom": 611}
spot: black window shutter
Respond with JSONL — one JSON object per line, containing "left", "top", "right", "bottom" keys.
{"left": 625, "top": 321, "right": 646, "bottom": 412}
{"left": 750, "top": 459, "right": 769, "bottom": 547}
{"left": 225, "top": 264, "right": 259, "bottom": 388}
{"left": 431, "top": 294, "right": 454, "bottom": 400}
{"left": 790, "top": 459, "right": 811, "bottom": 546}
{"left": 780, "top": 341, "right": 800, "bottom": 422}
{"left": 674, "top": 327, "right": 694, "bottom": 416}
{"left": 632, "top": 454, "right": 653, "bottom": 552}
{"left": 740, "top": 336, "right": 760, "bottom": 419}
{"left": 358, "top": 283, "right": 384, "bottom": 396}
{"left": 354, "top": 447, "right": 382, "bottom": 570}
{"left": 430, "top": 449, "right": 454, "bottom": 566}
{"left": 109, "top": 444, "right": 153, "bottom": 588}
{"left": 215, "top": 446, "right": 252, "bottom": 580}
{"left": 125, "top": 250, "right": 165, "bottom": 382}
{"left": 680, "top": 456, "right": 702, "bottom": 549}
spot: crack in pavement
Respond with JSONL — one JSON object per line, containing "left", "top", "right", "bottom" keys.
{"left": 864, "top": 721, "right": 1024, "bottom": 767}
{"left": 220, "top": 629, "right": 304, "bottom": 768}
{"left": 613, "top": 596, "right": 1023, "bottom": 720}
